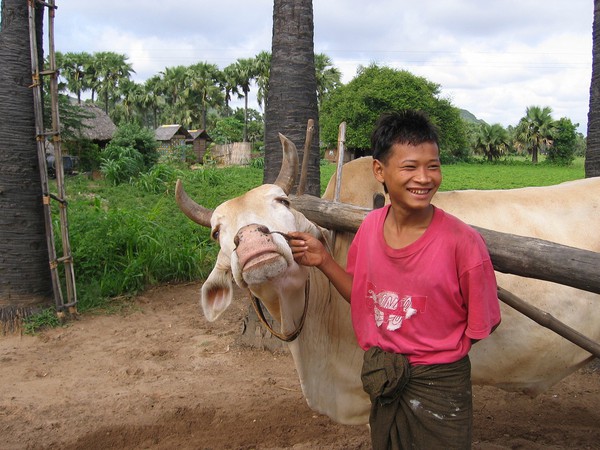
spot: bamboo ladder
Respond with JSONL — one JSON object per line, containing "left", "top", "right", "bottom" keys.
{"left": 27, "top": 0, "right": 77, "bottom": 316}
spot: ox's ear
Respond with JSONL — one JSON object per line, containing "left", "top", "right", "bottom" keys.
{"left": 200, "top": 265, "right": 234, "bottom": 322}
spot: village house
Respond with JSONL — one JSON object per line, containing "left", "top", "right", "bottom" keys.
{"left": 154, "top": 124, "right": 193, "bottom": 159}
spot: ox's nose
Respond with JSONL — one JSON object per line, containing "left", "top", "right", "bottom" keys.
{"left": 234, "top": 224, "right": 271, "bottom": 248}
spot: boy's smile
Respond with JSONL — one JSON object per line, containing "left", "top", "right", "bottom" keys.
{"left": 373, "top": 141, "right": 442, "bottom": 214}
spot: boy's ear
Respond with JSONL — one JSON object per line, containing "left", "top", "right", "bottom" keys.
{"left": 372, "top": 159, "right": 384, "bottom": 183}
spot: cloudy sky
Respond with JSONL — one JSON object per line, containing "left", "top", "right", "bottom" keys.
{"left": 47, "top": 0, "right": 593, "bottom": 132}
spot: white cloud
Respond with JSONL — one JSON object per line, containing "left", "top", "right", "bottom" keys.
{"left": 45, "top": 0, "right": 593, "bottom": 133}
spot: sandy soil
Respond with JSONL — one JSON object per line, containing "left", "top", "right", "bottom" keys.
{"left": 1, "top": 281, "right": 598, "bottom": 450}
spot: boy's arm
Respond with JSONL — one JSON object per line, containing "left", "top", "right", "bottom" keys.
{"left": 289, "top": 232, "right": 353, "bottom": 303}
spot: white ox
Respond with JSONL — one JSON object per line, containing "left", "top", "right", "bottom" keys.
{"left": 176, "top": 134, "right": 600, "bottom": 425}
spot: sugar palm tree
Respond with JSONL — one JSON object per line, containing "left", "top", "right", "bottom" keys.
{"left": 158, "top": 65, "right": 188, "bottom": 124}
{"left": 474, "top": 123, "right": 509, "bottom": 162}
{"left": 140, "top": 75, "right": 166, "bottom": 129}
{"left": 93, "top": 51, "right": 134, "bottom": 115}
{"left": 231, "top": 57, "right": 257, "bottom": 142}
{"left": 314, "top": 53, "right": 342, "bottom": 110}
{"left": 186, "top": 62, "right": 223, "bottom": 130}
{"left": 515, "top": 106, "right": 555, "bottom": 164}
{"left": 586, "top": 0, "right": 600, "bottom": 177}
{"left": 254, "top": 51, "right": 272, "bottom": 112}
{"left": 264, "top": 0, "right": 320, "bottom": 196}
{"left": 220, "top": 64, "right": 240, "bottom": 116}
{"left": 0, "top": 0, "right": 53, "bottom": 325}
{"left": 56, "top": 51, "right": 92, "bottom": 104}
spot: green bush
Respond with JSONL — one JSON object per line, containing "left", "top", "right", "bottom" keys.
{"left": 135, "top": 164, "right": 183, "bottom": 194}
{"left": 100, "top": 145, "right": 145, "bottom": 185}
{"left": 64, "top": 138, "right": 102, "bottom": 172}
{"left": 109, "top": 122, "right": 159, "bottom": 168}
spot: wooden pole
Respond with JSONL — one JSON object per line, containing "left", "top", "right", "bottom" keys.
{"left": 333, "top": 122, "right": 346, "bottom": 203}
{"left": 27, "top": 0, "right": 63, "bottom": 310}
{"left": 289, "top": 194, "right": 600, "bottom": 358}
{"left": 289, "top": 194, "right": 600, "bottom": 295}
{"left": 498, "top": 287, "right": 600, "bottom": 358}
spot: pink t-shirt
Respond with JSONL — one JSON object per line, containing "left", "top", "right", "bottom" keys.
{"left": 346, "top": 205, "right": 501, "bottom": 365}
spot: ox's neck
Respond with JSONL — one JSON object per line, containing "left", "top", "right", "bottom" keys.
{"left": 285, "top": 266, "right": 369, "bottom": 425}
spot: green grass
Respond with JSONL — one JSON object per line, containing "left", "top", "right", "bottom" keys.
{"left": 440, "top": 158, "right": 585, "bottom": 191}
{"left": 320, "top": 157, "right": 585, "bottom": 192}
{"left": 25, "top": 156, "right": 585, "bottom": 332}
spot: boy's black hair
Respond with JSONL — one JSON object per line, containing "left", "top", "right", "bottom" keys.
{"left": 370, "top": 110, "right": 439, "bottom": 163}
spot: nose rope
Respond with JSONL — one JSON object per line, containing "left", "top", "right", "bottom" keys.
{"left": 268, "top": 230, "right": 293, "bottom": 243}
{"left": 248, "top": 277, "right": 310, "bottom": 342}
{"left": 237, "top": 227, "right": 309, "bottom": 341}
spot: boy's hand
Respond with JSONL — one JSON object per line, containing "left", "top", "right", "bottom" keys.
{"left": 288, "top": 231, "right": 328, "bottom": 267}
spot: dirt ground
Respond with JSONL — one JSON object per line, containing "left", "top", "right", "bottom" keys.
{"left": 1, "top": 282, "right": 598, "bottom": 450}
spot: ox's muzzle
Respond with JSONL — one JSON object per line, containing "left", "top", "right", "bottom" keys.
{"left": 232, "top": 224, "right": 293, "bottom": 287}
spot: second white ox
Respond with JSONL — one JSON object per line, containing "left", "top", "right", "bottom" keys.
{"left": 176, "top": 134, "right": 600, "bottom": 425}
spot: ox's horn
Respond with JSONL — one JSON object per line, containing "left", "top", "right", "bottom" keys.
{"left": 175, "top": 179, "right": 213, "bottom": 227}
{"left": 273, "top": 133, "right": 299, "bottom": 195}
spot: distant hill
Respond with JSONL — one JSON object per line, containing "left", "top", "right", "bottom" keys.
{"left": 459, "top": 109, "right": 487, "bottom": 125}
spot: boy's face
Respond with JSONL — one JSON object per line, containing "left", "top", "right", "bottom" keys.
{"left": 372, "top": 142, "right": 441, "bottom": 212}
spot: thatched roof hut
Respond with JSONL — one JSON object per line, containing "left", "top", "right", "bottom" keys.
{"left": 155, "top": 125, "right": 193, "bottom": 158}
{"left": 75, "top": 103, "right": 117, "bottom": 144}
{"left": 155, "top": 124, "right": 191, "bottom": 142}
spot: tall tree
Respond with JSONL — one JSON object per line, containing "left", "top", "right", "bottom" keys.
{"left": 56, "top": 51, "right": 92, "bottom": 104}
{"left": 231, "top": 58, "right": 257, "bottom": 142}
{"left": 515, "top": 105, "right": 555, "bottom": 164}
{"left": 314, "top": 53, "right": 342, "bottom": 110}
{"left": 186, "top": 62, "right": 223, "bottom": 130}
{"left": 0, "top": 0, "right": 53, "bottom": 328}
{"left": 220, "top": 63, "right": 240, "bottom": 116}
{"left": 254, "top": 50, "right": 272, "bottom": 112}
{"left": 587, "top": 0, "right": 600, "bottom": 177}
{"left": 140, "top": 75, "right": 165, "bottom": 129}
{"left": 319, "top": 64, "right": 468, "bottom": 161}
{"left": 474, "top": 123, "right": 509, "bottom": 162}
{"left": 93, "top": 51, "right": 134, "bottom": 115}
{"left": 264, "top": 0, "right": 320, "bottom": 196}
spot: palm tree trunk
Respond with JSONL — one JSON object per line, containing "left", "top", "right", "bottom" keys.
{"left": 0, "top": 0, "right": 53, "bottom": 330}
{"left": 243, "top": 90, "right": 249, "bottom": 142}
{"left": 587, "top": 0, "right": 600, "bottom": 177}
{"left": 264, "top": 0, "right": 320, "bottom": 196}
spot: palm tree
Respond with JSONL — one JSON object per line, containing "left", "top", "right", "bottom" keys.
{"left": 0, "top": 0, "right": 53, "bottom": 325}
{"left": 231, "top": 58, "right": 257, "bottom": 142}
{"left": 159, "top": 65, "right": 188, "bottom": 124}
{"left": 254, "top": 51, "right": 272, "bottom": 112}
{"left": 264, "top": 0, "right": 320, "bottom": 196}
{"left": 56, "top": 51, "right": 92, "bottom": 104}
{"left": 314, "top": 53, "right": 342, "bottom": 110}
{"left": 93, "top": 51, "right": 134, "bottom": 115}
{"left": 220, "top": 64, "right": 240, "bottom": 116}
{"left": 515, "top": 106, "right": 555, "bottom": 164}
{"left": 114, "top": 78, "right": 143, "bottom": 124}
{"left": 140, "top": 75, "right": 166, "bottom": 129}
{"left": 186, "top": 62, "right": 223, "bottom": 130}
{"left": 474, "top": 123, "right": 509, "bottom": 162}
{"left": 586, "top": 0, "right": 600, "bottom": 177}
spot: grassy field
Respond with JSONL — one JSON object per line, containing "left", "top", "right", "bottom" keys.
{"left": 320, "top": 157, "right": 586, "bottom": 192}
{"left": 45, "top": 157, "right": 585, "bottom": 318}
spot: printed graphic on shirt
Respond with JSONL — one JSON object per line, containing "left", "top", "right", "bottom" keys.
{"left": 367, "top": 282, "right": 427, "bottom": 332}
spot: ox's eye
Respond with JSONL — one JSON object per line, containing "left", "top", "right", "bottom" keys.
{"left": 211, "top": 226, "right": 220, "bottom": 241}
{"left": 276, "top": 197, "right": 290, "bottom": 208}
